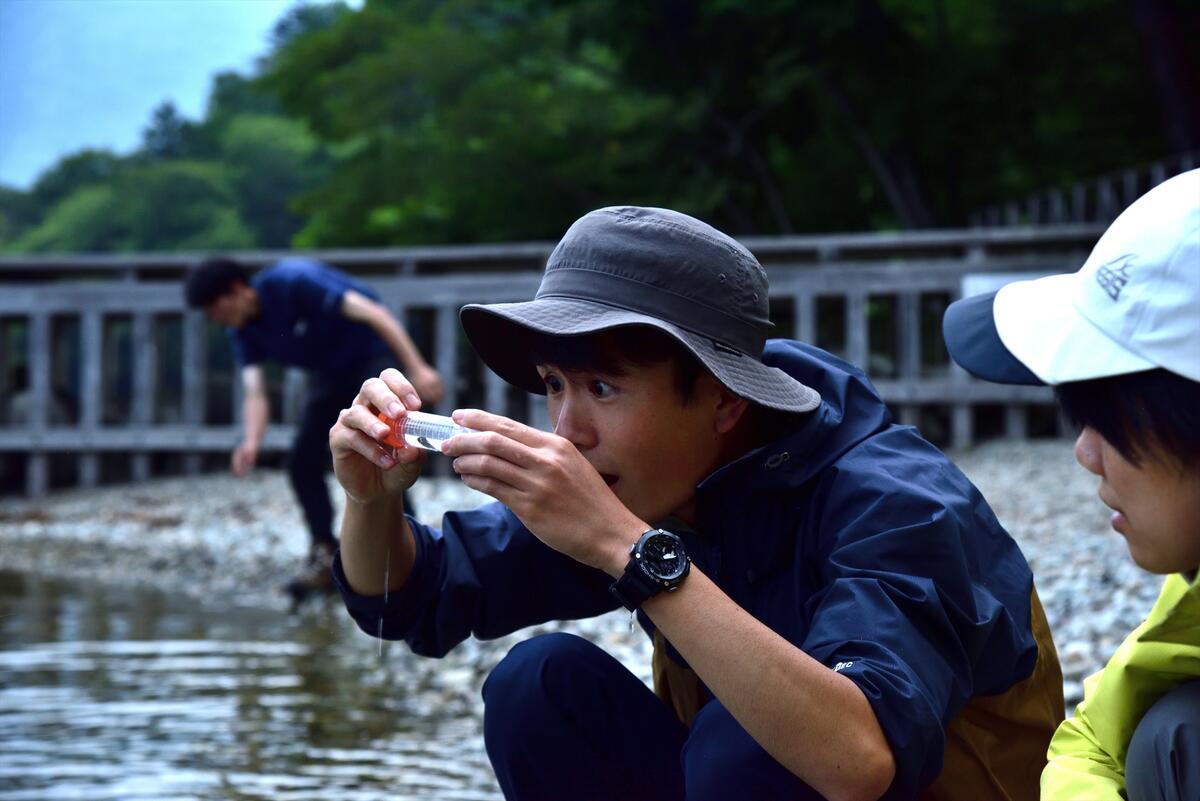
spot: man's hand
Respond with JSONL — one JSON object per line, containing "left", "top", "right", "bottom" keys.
{"left": 231, "top": 440, "right": 258, "bottom": 476}
{"left": 330, "top": 368, "right": 427, "bottom": 505}
{"left": 408, "top": 364, "right": 445, "bottom": 406}
{"left": 442, "top": 409, "right": 644, "bottom": 574}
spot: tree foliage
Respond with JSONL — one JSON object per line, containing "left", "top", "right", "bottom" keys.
{"left": 0, "top": 0, "right": 1194, "bottom": 253}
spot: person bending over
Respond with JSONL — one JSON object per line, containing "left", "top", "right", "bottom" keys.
{"left": 185, "top": 256, "right": 443, "bottom": 602}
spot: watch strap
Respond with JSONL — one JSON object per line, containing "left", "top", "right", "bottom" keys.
{"left": 608, "top": 528, "right": 689, "bottom": 612}
{"left": 608, "top": 553, "right": 662, "bottom": 612}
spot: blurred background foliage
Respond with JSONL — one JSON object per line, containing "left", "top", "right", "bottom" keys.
{"left": 0, "top": 0, "right": 1195, "bottom": 252}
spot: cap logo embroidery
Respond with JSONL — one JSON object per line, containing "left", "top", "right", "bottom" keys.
{"left": 1095, "top": 256, "right": 1133, "bottom": 301}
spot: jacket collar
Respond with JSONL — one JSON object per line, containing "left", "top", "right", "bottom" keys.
{"left": 682, "top": 341, "right": 896, "bottom": 591}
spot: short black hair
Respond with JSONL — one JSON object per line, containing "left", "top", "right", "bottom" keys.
{"left": 184, "top": 257, "right": 248, "bottom": 308}
{"left": 525, "top": 326, "right": 706, "bottom": 404}
{"left": 1056, "top": 368, "right": 1200, "bottom": 471}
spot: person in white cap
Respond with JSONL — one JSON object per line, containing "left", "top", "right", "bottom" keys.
{"left": 943, "top": 168, "right": 1200, "bottom": 801}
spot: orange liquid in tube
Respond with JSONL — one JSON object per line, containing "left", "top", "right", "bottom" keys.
{"left": 376, "top": 410, "right": 476, "bottom": 452}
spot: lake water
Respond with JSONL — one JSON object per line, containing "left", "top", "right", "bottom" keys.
{"left": 0, "top": 569, "right": 502, "bottom": 801}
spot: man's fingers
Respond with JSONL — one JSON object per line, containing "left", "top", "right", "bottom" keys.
{"left": 442, "top": 428, "right": 540, "bottom": 468}
{"left": 332, "top": 421, "right": 407, "bottom": 468}
{"left": 336, "top": 405, "right": 422, "bottom": 462}
{"left": 358, "top": 369, "right": 420, "bottom": 418}
{"left": 456, "top": 470, "right": 520, "bottom": 506}
{"left": 451, "top": 408, "right": 547, "bottom": 447}
{"left": 380, "top": 368, "right": 423, "bottom": 412}
{"left": 451, "top": 452, "right": 532, "bottom": 487}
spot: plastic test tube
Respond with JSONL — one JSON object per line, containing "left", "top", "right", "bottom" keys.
{"left": 376, "top": 410, "right": 477, "bottom": 452}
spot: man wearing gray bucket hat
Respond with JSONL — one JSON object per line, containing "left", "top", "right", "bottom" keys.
{"left": 330, "top": 206, "right": 1061, "bottom": 800}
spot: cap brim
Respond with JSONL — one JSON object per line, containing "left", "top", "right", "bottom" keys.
{"left": 943, "top": 291, "right": 1044, "bottom": 385}
{"left": 461, "top": 298, "right": 821, "bottom": 413}
{"left": 993, "top": 273, "right": 1156, "bottom": 384}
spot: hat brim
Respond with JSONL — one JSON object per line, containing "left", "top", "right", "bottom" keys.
{"left": 993, "top": 273, "right": 1157, "bottom": 384}
{"left": 944, "top": 279, "right": 1159, "bottom": 386}
{"left": 460, "top": 297, "right": 821, "bottom": 413}
{"left": 943, "top": 291, "right": 1044, "bottom": 385}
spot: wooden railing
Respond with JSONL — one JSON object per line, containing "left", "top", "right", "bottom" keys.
{"left": 968, "top": 151, "right": 1199, "bottom": 227}
{"left": 0, "top": 224, "right": 1107, "bottom": 496}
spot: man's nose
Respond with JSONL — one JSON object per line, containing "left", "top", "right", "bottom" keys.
{"left": 1074, "top": 427, "right": 1103, "bottom": 476}
{"left": 552, "top": 395, "right": 597, "bottom": 449}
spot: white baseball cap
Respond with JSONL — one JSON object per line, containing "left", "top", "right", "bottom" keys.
{"left": 944, "top": 168, "right": 1200, "bottom": 385}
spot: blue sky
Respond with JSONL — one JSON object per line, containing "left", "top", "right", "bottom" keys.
{"left": 0, "top": 0, "right": 320, "bottom": 190}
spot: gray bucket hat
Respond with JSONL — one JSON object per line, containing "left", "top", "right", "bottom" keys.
{"left": 460, "top": 206, "right": 820, "bottom": 413}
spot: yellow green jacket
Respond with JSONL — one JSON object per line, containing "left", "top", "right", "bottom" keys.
{"left": 1042, "top": 571, "right": 1200, "bottom": 799}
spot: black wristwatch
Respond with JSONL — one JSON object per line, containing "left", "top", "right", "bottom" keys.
{"left": 609, "top": 528, "right": 691, "bottom": 611}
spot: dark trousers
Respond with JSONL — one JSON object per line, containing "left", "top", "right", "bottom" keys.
{"left": 481, "top": 632, "right": 824, "bottom": 801}
{"left": 1126, "top": 680, "right": 1200, "bottom": 801}
{"left": 289, "top": 354, "right": 414, "bottom": 548}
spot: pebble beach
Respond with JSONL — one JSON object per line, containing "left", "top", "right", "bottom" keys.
{"left": 0, "top": 439, "right": 1164, "bottom": 712}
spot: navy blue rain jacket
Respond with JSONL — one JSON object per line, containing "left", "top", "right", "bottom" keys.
{"left": 334, "top": 340, "right": 1038, "bottom": 798}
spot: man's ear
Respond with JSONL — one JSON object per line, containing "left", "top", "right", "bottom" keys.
{"left": 701, "top": 374, "right": 749, "bottom": 434}
{"left": 234, "top": 280, "right": 258, "bottom": 303}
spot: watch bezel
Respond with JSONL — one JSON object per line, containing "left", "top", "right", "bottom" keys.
{"left": 632, "top": 529, "right": 690, "bottom": 586}
{"left": 609, "top": 528, "right": 690, "bottom": 612}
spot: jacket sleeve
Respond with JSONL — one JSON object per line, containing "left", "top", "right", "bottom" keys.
{"left": 798, "top": 435, "right": 1039, "bottom": 797}
{"left": 1042, "top": 573, "right": 1200, "bottom": 799}
{"left": 333, "top": 500, "right": 619, "bottom": 658}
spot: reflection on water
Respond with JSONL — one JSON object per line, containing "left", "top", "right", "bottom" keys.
{"left": 0, "top": 570, "right": 500, "bottom": 800}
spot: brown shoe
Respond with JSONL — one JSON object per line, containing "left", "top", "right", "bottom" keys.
{"left": 284, "top": 542, "right": 337, "bottom": 608}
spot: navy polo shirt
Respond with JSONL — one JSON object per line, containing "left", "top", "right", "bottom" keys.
{"left": 230, "top": 258, "right": 389, "bottom": 373}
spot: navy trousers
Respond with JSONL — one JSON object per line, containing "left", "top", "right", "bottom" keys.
{"left": 1126, "top": 680, "right": 1200, "bottom": 801}
{"left": 289, "top": 353, "right": 414, "bottom": 548}
{"left": 482, "top": 632, "right": 825, "bottom": 801}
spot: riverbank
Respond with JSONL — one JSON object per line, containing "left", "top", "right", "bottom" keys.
{"left": 0, "top": 439, "right": 1164, "bottom": 708}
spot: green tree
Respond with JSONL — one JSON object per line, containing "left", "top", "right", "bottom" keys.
{"left": 10, "top": 185, "right": 128, "bottom": 252}
{"left": 219, "top": 113, "right": 328, "bottom": 246}
{"left": 269, "top": 0, "right": 352, "bottom": 51}
{"left": 11, "top": 161, "right": 252, "bottom": 252}
{"left": 204, "top": 72, "right": 283, "bottom": 129}
{"left": 264, "top": 0, "right": 680, "bottom": 245}
{"left": 556, "top": 0, "right": 1176, "bottom": 230}
{"left": 2, "top": 0, "right": 1192, "bottom": 254}
{"left": 119, "top": 161, "right": 254, "bottom": 250}
{"left": 0, "top": 186, "right": 39, "bottom": 245}
{"left": 140, "top": 101, "right": 200, "bottom": 160}
{"left": 265, "top": 0, "right": 1190, "bottom": 239}
{"left": 28, "top": 149, "right": 123, "bottom": 211}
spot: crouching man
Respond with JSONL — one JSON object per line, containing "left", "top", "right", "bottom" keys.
{"left": 329, "top": 206, "right": 1063, "bottom": 800}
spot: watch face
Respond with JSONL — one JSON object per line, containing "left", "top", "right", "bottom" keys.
{"left": 640, "top": 532, "right": 688, "bottom": 581}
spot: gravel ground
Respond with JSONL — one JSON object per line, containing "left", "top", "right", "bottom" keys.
{"left": 0, "top": 439, "right": 1164, "bottom": 709}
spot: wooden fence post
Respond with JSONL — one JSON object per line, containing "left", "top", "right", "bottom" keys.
{"left": 131, "top": 312, "right": 155, "bottom": 482}
{"left": 182, "top": 311, "right": 206, "bottom": 475}
{"left": 792, "top": 292, "right": 815, "bottom": 345}
{"left": 897, "top": 292, "right": 921, "bottom": 428}
{"left": 26, "top": 312, "right": 49, "bottom": 496}
{"left": 80, "top": 310, "right": 103, "bottom": 487}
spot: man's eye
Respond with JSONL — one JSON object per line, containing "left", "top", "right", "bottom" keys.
{"left": 543, "top": 375, "right": 563, "bottom": 393}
